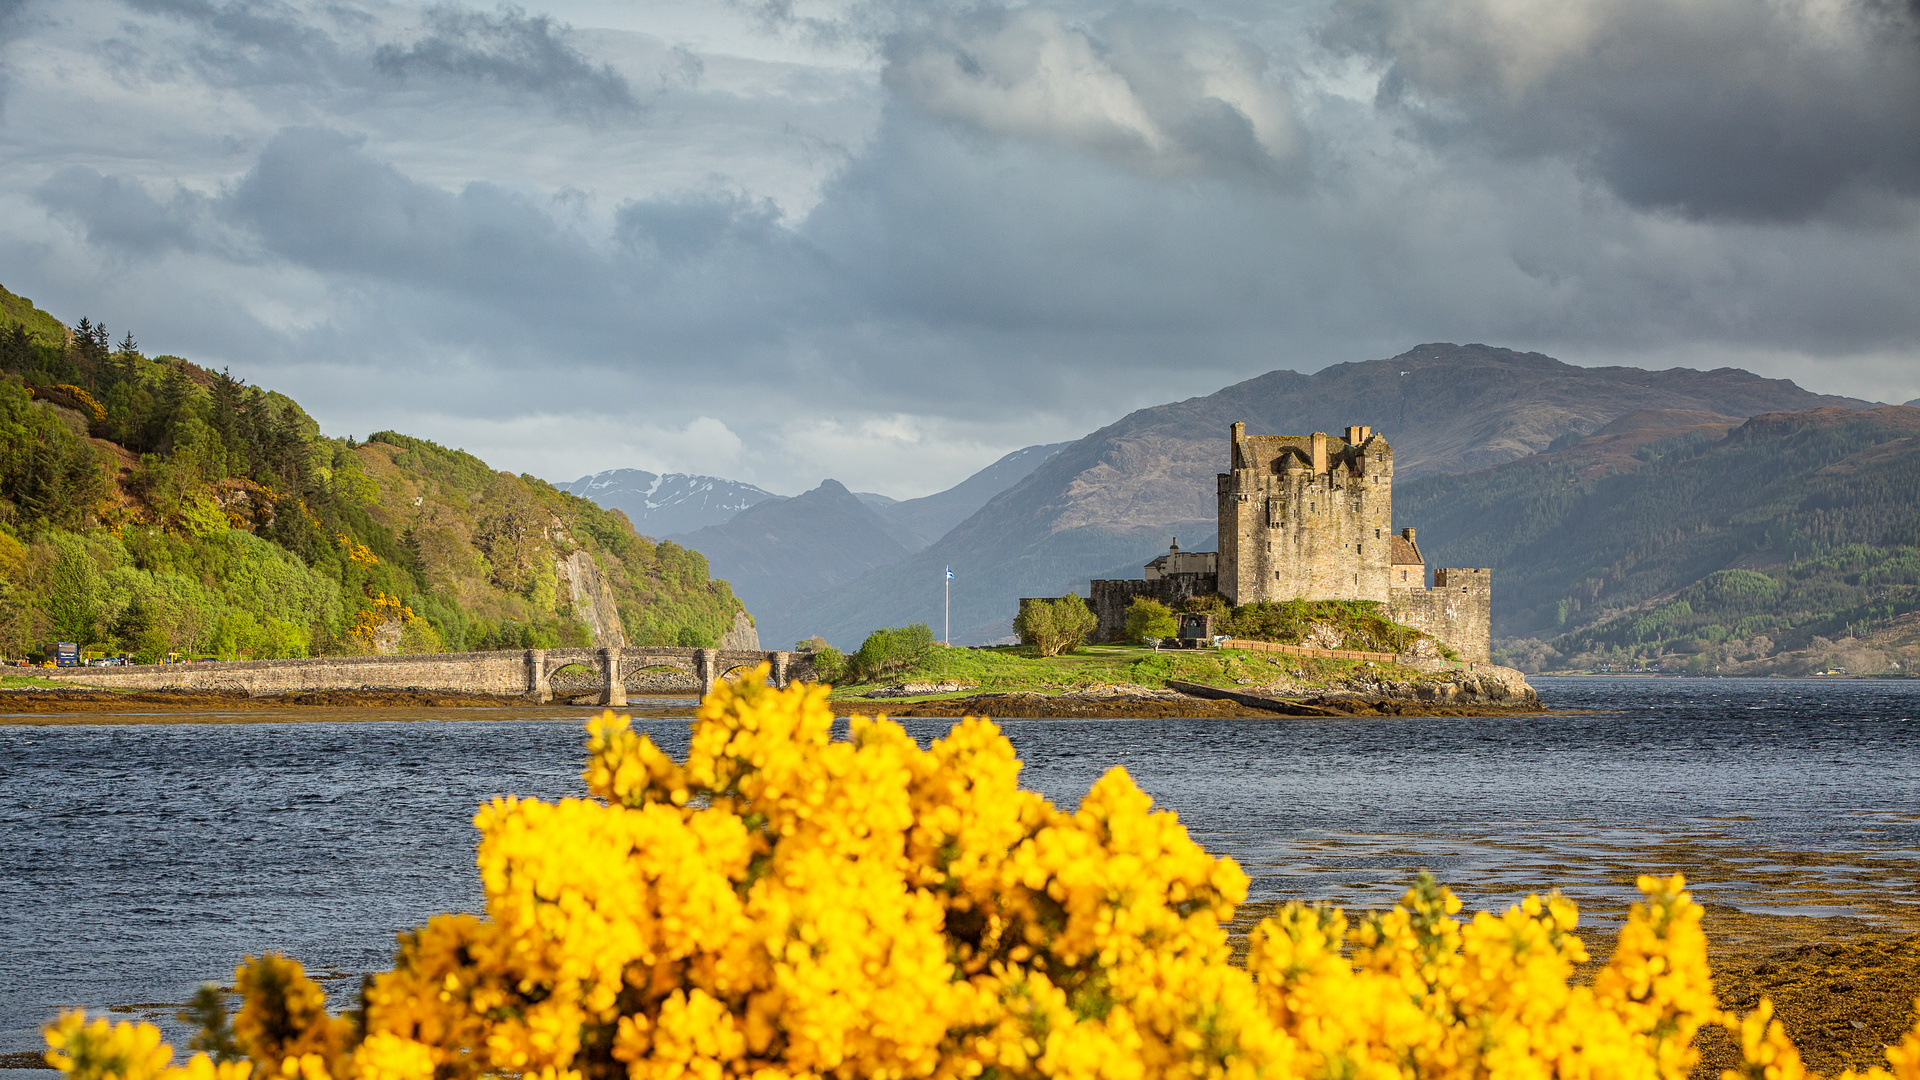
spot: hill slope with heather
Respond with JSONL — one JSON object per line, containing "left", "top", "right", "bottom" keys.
{"left": 1391, "top": 405, "right": 1920, "bottom": 672}
{"left": 0, "top": 286, "right": 743, "bottom": 661}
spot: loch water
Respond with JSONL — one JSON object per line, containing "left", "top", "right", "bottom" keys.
{"left": 4, "top": 676, "right": 1919, "bottom": 1054}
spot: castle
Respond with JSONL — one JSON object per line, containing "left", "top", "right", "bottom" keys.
{"left": 1087, "top": 422, "right": 1491, "bottom": 661}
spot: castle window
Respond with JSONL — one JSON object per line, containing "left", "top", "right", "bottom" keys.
{"left": 1356, "top": 544, "right": 1362, "bottom": 554}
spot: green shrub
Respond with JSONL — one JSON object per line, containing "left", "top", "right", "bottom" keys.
{"left": 852, "top": 623, "right": 935, "bottom": 682}
{"left": 1124, "top": 597, "right": 1177, "bottom": 643}
{"left": 1014, "top": 595, "right": 1096, "bottom": 657}
{"left": 809, "top": 643, "right": 846, "bottom": 683}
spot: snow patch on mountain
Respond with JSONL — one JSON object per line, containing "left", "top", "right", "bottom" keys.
{"left": 558, "top": 468, "right": 784, "bottom": 538}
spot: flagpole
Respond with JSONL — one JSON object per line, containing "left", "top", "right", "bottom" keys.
{"left": 944, "top": 566, "right": 951, "bottom": 645}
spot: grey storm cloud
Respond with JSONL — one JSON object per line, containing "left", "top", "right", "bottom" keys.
{"left": 115, "top": 0, "right": 637, "bottom": 115}
{"left": 227, "top": 127, "right": 598, "bottom": 291}
{"left": 373, "top": 4, "right": 637, "bottom": 113}
{"left": 120, "top": 0, "right": 353, "bottom": 87}
{"left": 223, "top": 127, "right": 824, "bottom": 363}
{"left": 1323, "top": 0, "right": 1920, "bottom": 222}
{"left": 614, "top": 191, "right": 786, "bottom": 260}
{"left": 0, "top": 0, "right": 29, "bottom": 108}
{"left": 882, "top": 5, "right": 1302, "bottom": 178}
{"left": 36, "top": 166, "right": 214, "bottom": 256}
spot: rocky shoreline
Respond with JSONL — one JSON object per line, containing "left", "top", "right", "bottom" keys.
{"left": 865, "top": 664, "right": 1543, "bottom": 719}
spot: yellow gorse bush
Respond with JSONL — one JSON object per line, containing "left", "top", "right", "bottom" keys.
{"left": 45, "top": 668, "right": 1920, "bottom": 1080}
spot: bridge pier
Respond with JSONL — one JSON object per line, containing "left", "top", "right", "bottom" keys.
{"left": 526, "top": 649, "right": 551, "bottom": 703}
{"left": 694, "top": 648, "right": 719, "bottom": 695}
{"left": 600, "top": 647, "right": 626, "bottom": 708}
{"left": 770, "top": 651, "right": 790, "bottom": 687}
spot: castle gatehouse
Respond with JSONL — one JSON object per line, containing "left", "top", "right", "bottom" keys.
{"left": 1087, "top": 422, "right": 1491, "bottom": 661}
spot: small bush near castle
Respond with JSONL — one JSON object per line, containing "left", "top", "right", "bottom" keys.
{"left": 1221, "top": 598, "right": 1436, "bottom": 654}
{"left": 852, "top": 622, "right": 936, "bottom": 681}
{"left": 1124, "top": 596, "right": 1178, "bottom": 642}
{"left": 795, "top": 637, "right": 846, "bottom": 683}
{"left": 1015, "top": 594, "right": 1097, "bottom": 657}
{"left": 42, "top": 672, "right": 1920, "bottom": 1080}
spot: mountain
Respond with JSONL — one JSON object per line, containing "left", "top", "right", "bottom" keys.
{"left": 866, "top": 442, "right": 1069, "bottom": 551}
{"left": 1393, "top": 404, "right": 1920, "bottom": 656}
{"left": 667, "top": 480, "right": 911, "bottom": 633}
{"left": 0, "top": 283, "right": 745, "bottom": 660}
{"left": 776, "top": 344, "right": 1867, "bottom": 648}
{"left": 557, "top": 468, "right": 783, "bottom": 537}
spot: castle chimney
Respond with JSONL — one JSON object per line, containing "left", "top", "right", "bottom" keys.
{"left": 1310, "top": 431, "right": 1328, "bottom": 474}
{"left": 1170, "top": 537, "right": 1179, "bottom": 554}
{"left": 1402, "top": 527, "right": 1416, "bottom": 542}
{"left": 1231, "top": 421, "right": 1247, "bottom": 470}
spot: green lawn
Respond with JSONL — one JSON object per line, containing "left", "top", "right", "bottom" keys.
{"left": 827, "top": 643, "right": 1410, "bottom": 702}
{"left": 0, "top": 673, "right": 99, "bottom": 690}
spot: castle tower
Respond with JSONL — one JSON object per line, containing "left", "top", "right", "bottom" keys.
{"left": 1216, "top": 422, "right": 1395, "bottom": 605}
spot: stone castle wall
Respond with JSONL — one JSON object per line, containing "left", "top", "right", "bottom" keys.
{"left": 1218, "top": 424, "right": 1395, "bottom": 605}
{"left": 1387, "top": 568, "right": 1493, "bottom": 664}
{"left": 1088, "top": 572, "right": 1218, "bottom": 643}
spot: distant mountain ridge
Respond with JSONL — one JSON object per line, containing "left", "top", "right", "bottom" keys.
{"left": 777, "top": 344, "right": 1867, "bottom": 648}
{"left": 666, "top": 444, "right": 1069, "bottom": 645}
{"left": 871, "top": 442, "right": 1069, "bottom": 551}
{"left": 557, "top": 469, "right": 783, "bottom": 537}
{"left": 668, "top": 480, "right": 911, "bottom": 625}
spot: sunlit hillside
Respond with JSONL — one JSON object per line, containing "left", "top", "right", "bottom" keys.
{"left": 0, "top": 284, "right": 746, "bottom": 661}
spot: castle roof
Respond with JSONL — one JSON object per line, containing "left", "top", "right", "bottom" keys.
{"left": 1390, "top": 534, "right": 1423, "bottom": 565}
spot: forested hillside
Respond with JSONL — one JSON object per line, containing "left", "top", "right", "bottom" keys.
{"left": 0, "top": 285, "right": 743, "bottom": 662}
{"left": 1394, "top": 406, "right": 1920, "bottom": 672}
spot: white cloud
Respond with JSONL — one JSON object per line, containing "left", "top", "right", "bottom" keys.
{"left": 885, "top": 6, "right": 1300, "bottom": 176}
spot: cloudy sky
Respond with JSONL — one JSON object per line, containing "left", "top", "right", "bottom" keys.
{"left": 3, "top": 0, "right": 1917, "bottom": 496}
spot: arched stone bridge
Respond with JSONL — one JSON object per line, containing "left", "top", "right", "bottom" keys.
{"left": 42, "top": 647, "right": 804, "bottom": 702}
{"left": 529, "top": 647, "right": 798, "bottom": 704}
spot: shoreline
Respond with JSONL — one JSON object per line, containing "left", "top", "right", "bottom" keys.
{"left": 0, "top": 688, "right": 706, "bottom": 723}
{"left": 0, "top": 686, "right": 1548, "bottom": 722}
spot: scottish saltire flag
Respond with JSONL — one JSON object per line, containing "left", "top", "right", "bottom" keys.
{"left": 946, "top": 567, "right": 955, "bottom": 579}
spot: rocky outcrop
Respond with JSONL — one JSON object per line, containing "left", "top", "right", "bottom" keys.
{"left": 1173, "top": 660, "right": 1539, "bottom": 715}
{"left": 558, "top": 551, "right": 626, "bottom": 648}
{"left": 719, "top": 608, "right": 760, "bottom": 650}
{"left": 1332, "top": 662, "right": 1538, "bottom": 706}
{"left": 862, "top": 681, "right": 977, "bottom": 697}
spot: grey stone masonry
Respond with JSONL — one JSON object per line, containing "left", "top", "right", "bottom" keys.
{"left": 1218, "top": 422, "right": 1395, "bottom": 605}
{"left": 46, "top": 646, "right": 799, "bottom": 703}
